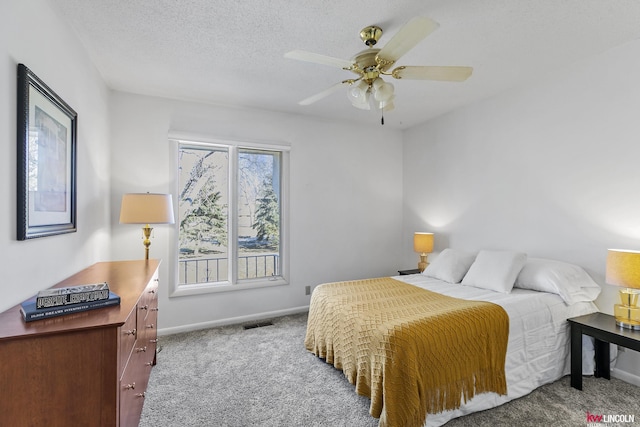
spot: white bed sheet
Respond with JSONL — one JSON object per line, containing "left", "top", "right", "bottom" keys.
{"left": 394, "top": 274, "right": 599, "bottom": 427}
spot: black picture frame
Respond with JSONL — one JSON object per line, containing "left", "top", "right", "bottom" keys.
{"left": 17, "top": 64, "right": 77, "bottom": 240}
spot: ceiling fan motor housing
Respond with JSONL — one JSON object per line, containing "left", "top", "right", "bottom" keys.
{"left": 351, "top": 49, "right": 382, "bottom": 83}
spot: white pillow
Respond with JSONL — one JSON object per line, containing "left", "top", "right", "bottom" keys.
{"left": 461, "top": 250, "right": 527, "bottom": 293}
{"left": 515, "top": 258, "right": 601, "bottom": 305}
{"left": 422, "top": 249, "right": 476, "bottom": 283}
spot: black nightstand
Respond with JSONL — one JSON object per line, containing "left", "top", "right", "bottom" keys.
{"left": 568, "top": 312, "right": 640, "bottom": 390}
{"left": 398, "top": 268, "right": 421, "bottom": 275}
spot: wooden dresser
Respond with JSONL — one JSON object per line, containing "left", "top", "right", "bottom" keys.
{"left": 0, "top": 259, "right": 160, "bottom": 427}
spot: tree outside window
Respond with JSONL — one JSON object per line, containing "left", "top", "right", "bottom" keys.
{"left": 177, "top": 143, "right": 282, "bottom": 285}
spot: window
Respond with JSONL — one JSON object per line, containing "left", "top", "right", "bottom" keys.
{"left": 172, "top": 137, "right": 289, "bottom": 295}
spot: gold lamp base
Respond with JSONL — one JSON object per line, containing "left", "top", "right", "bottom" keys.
{"left": 142, "top": 224, "right": 153, "bottom": 260}
{"left": 418, "top": 253, "right": 429, "bottom": 272}
{"left": 614, "top": 289, "right": 640, "bottom": 330}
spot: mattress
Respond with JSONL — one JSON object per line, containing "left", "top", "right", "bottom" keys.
{"left": 394, "top": 273, "right": 599, "bottom": 427}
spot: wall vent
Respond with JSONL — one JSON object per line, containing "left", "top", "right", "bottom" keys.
{"left": 243, "top": 321, "right": 274, "bottom": 330}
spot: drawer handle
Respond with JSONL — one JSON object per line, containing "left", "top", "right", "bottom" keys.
{"left": 124, "top": 328, "right": 137, "bottom": 336}
{"left": 140, "top": 305, "right": 149, "bottom": 311}
{"left": 136, "top": 346, "right": 147, "bottom": 353}
{"left": 135, "top": 392, "right": 146, "bottom": 398}
{"left": 145, "top": 361, "right": 154, "bottom": 366}
{"left": 149, "top": 288, "right": 157, "bottom": 293}
{"left": 146, "top": 324, "right": 155, "bottom": 329}
{"left": 124, "top": 382, "right": 136, "bottom": 390}
{"left": 149, "top": 339, "right": 158, "bottom": 343}
{"left": 150, "top": 307, "right": 159, "bottom": 312}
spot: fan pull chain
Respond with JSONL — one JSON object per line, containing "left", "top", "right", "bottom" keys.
{"left": 381, "top": 110, "right": 384, "bottom": 125}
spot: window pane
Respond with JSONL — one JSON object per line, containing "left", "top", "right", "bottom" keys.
{"left": 178, "top": 146, "right": 228, "bottom": 285}
{"left": 238, "top": 149, "right": 281, "bottom": 280}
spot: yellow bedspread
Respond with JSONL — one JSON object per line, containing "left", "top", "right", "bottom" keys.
{"left": 305, "top": 277, "right": 509, "bottom": 427}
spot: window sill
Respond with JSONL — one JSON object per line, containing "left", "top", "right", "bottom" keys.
{"left": 170, "top": 276, "right": 289, "bottom": 298}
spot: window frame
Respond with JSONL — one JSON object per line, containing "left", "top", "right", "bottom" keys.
{"left": 168, "top": 133, "right": 290, "bottom": 297}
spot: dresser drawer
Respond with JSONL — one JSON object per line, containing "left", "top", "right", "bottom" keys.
{"left": 138, "top": 278, "right": 159, "bottom": 358}
{"left": 120, "top": 350, "right": 148, "bottom": 427}
{"left": 119, "top": 307, "right": 138, "bottom": 376}
{"left": 138, "top": 278, "right": 157, "bottom": 319}
{"left": 121, "top": 331, "right": 155, "bottom": 426}
{"left": 142, "top": 308, "right": 158, "bottom": 358}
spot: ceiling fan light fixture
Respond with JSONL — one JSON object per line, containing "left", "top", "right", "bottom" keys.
{"left": 373, "top": 79, "right": 394, "bottom": 102}
{"left": 349, "top": 88, "right": 371, "bottom": 110}
{"left": 381, "top": 100, "right": 395, "bottom": 112}
{"left": 352, "top": 97, "right": 371, "bottom": 110}
{"left": 347, "top": 84, "right": 366, "bottom": 103}
{"left": 347, "top": 86, "right": 360, "bottom": 100}
{"left": 378, "top": 93, "right": 395, "bottom": 111}
{"left": 355, "top": 79, "right": 369, "bottom": 92}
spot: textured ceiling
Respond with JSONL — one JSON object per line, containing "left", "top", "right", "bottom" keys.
{"left": 49, "top": 0, "right": 640, "bottom": 129}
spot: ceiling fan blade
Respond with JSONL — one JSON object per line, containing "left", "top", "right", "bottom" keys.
{"left": 299, "top": 81, "right": 348, "bottom": 106}
{"left": 285, "top": 50, "right": 353, "bottom": 69}
{"left": 391, "top": 66, "right": 473, "bottom": 82}
{"left": 377, "top": 17, "right": 440, "bottom": 68}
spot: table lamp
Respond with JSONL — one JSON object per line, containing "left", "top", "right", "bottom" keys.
{"left": 119, "top": 193, "right": 175, "bottom": 260}
{"left": 413, "top": 232, "right": 434, "bottom": 272}
{"left": 606, "top": 249, "right": 640, "bottom": 330}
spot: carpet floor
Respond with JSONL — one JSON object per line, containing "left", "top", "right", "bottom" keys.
{"left": 139, "top": 312, "right": 639, "bottom": 427}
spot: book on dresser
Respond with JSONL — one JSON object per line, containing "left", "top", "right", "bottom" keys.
{"left": 20, "top": 291, "right": 121, "bottom": 322}
{"left": 36, "top": 282, "right": 110, "bottom": 309}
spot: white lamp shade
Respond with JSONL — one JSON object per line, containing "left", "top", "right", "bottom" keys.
{"left": 119, "top": 193, "right": 175, "bottom": 224}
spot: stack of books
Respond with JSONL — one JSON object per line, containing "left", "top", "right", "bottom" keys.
{"left": 20, "top": 282, "right": 120, "bottom": 322}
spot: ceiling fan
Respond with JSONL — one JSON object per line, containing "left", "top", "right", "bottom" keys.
{"left": 284, "top": 16, "right": 473, "bottom": 118}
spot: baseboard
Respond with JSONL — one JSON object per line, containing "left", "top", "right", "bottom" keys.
{"left": 611, "top": 367, "right": 640, "bottom": 387}
{"left": 157, "top": 305, "right": 310, "bottom": 336}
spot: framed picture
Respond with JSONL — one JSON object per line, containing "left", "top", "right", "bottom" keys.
{"left": 17, "top": 64, "right": 77, "bottom": 240}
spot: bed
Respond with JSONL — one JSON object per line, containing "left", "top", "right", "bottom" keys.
{"left": 305, "top": 249, "right": 601, "bottom": 427}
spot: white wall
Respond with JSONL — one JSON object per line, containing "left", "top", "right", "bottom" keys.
{"left": 402, "top": 39, "right": 640, "bottom": 381}
{"left": 0, "top": 0, "right": 111, "bottom": 311}
{"left": 109, "top": 91, "right": 404, "bottom": 332}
